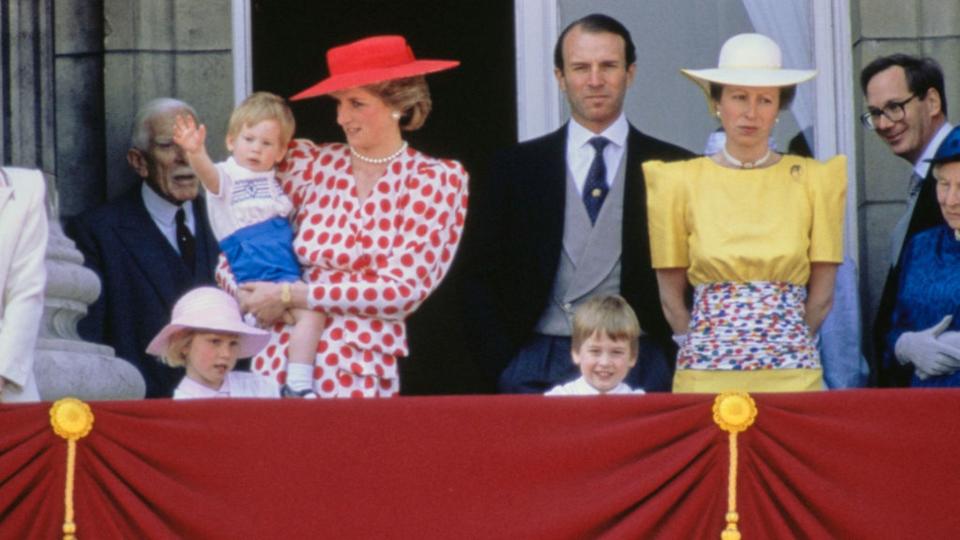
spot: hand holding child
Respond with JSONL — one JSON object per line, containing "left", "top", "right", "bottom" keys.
{"left": 238, "top": 281, "right": 288, "bottom": 327}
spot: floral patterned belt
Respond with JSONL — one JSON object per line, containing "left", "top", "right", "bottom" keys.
{"left": 678, "top": 281, "right": 820, "bottom": 371}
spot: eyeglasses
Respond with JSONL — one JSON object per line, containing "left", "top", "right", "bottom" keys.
{"left": 860, "top": 94, "right": 917, "bottom": 130}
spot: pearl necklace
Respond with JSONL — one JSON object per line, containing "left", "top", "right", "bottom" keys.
{"left": 722, "top": 145, "right": 772, "bottom": 169}
{"left": 350, "top": 141, "right": 408, "bottom": 164}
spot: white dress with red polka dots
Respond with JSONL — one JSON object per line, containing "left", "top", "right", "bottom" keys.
{"left": 217, "top": 139, "right": 468, "bottom": 397}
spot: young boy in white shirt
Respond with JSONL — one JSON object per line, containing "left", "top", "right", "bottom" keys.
{"left": 173, "top": 93, "right": 325, "bottom": 398}
{"left": 546, "top": 295, "right": 646, "bottom": 396}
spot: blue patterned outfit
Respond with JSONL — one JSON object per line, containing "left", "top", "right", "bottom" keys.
{"left": 886, "top": 225, "right": 960, "bottom": 387}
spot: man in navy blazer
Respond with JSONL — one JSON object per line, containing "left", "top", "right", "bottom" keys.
{"left": 464, "top": 14, "right": 693, "bottom": 393}
{"left": 67, "top": 98, "right": 220, "bottom": 398}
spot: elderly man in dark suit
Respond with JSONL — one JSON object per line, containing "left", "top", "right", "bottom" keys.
{"left": 67, "top": 98, "right": 220, "bottom": 398}
{"left": 464, "top": 14, "right": 693, "bottom": 393}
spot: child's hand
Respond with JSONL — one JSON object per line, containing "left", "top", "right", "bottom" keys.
{"left": 172, "top": 114, "right": 207, "bottom": 155}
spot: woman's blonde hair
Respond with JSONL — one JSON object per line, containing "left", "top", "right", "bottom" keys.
{"left": 158, "top": 329, "right": 196, "bottom": 368}
{"left": 227, "top": 91, "right": 296, "bottom": 147}
{"left": 571, "top": 295, "right": 643, "bottom": 355}
{"left": 366, "top": 76, "right": 432, "bottom": 131}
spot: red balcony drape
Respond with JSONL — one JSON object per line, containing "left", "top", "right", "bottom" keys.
{"left": 2, "top": 390, "right": 958, "bottom": 539}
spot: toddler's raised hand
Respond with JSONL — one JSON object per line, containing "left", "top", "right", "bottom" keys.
{"left": 172, "top": 114, "right": 207, "bottom": 156}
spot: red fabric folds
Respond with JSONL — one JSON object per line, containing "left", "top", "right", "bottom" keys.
{"left": 1, "top": 390, "right": 958, "bottom": 538}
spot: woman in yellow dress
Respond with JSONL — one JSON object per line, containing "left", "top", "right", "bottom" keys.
{"left": 644, "top": 33, "right": 846, "bottom": 393}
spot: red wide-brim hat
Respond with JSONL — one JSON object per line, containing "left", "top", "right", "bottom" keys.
{"left": 291, "top": 35, "right": 459, "bottom": 101}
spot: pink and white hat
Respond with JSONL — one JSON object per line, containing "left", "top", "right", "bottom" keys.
{"left": 146, "top": 287, "right": 269, "bottom": 357}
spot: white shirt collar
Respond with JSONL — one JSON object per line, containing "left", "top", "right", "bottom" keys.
{"left": 914, "top": 122, "right": 954, "bottom": 179}
{"left": 567, "top": 113, "right": 629, "bottom": 150}
{"left": 174, "top": 374, "right": 231, "bottom": 399}
{"left": 566, "top": 114, "right": 629, "bottom": 192}
{"left": 571, "top": 376, "right": 638, "bottom": 395}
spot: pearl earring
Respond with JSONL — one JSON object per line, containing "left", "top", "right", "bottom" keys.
{"left": 391, "top": 111, "right": 401, "bottom": 120}
{"left": 715, "top": 110, "right": 721, "bottom": 120}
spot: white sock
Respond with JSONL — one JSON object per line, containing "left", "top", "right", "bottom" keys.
{"left": 286, "top": 363, "right": 314, "bottom": 391}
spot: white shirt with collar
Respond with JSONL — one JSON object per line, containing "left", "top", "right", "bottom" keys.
{"left": 141, "top": 182, "right": 196, "bottom": 254}
{"left": 912, "top": 122, "right": 953, "bottom": 180}
{"left": 544, "top": 375, "right": 645, "bottom": 396}
{"left": 565, "top": 113, "right": 629, "bottom": 194}
{"left": 173, "top": 371, "right": 280, "bottom": 400}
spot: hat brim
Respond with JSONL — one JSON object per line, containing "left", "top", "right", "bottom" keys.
{"left": 146, "top": 321, "right": 270, "bottom": 358}
{"left": 291, "top": 60, "right": 460, "bottom": 101}
{"left": 682, "top": 67, "right": 817, "bottom": 88}
{"left": 681, "top": 67, "right": 817, "bottom": 114}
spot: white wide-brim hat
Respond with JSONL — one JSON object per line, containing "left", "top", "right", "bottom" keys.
{"left": 146, "top": 286, "right": 270, "bottom": 358}
{"left": 681, "top": 33, "right": 817, "bottom": 113}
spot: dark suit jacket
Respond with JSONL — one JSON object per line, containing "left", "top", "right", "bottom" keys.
{"left": 66, "top": 186, "right": 220, "bottom": 397}
{"left": 872, "top": 170, "right": 947, "bottom": 387}
{"left": 462, "top": 124, "right": 693, "bottom": 391}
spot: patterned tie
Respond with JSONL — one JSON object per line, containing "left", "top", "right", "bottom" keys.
{"left": 582, "top": 136, "right": 610, "bottom": 225}
{"left": 175, "top": 207, "right": 196, "bottom": 272}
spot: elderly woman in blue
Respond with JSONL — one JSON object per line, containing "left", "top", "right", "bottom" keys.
{"left": 887, "top": 125, "right": 960, "bottom": 386}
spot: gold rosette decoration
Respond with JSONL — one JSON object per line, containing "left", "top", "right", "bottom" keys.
{"left": 713, "top": 392, "right": 758, "bottom": 540}
{"left": 49, "top": 398, "right": 94, "bottom": 540}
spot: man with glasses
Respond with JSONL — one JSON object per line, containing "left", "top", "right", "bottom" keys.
{"left": 861, "top": 54, "right": 952, "bottom": 386}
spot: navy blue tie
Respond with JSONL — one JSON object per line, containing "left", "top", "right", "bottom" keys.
{"left": 583, "top": 137, "right": 610, "bottom": 225}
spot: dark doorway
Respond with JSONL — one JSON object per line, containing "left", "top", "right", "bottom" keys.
{"left": 252, "top": 0, "right": 516, "bottom": 394}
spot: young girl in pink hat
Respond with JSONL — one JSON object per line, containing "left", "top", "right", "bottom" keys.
{"left": 147, "top": 286, "right": 279, "bottom": 399}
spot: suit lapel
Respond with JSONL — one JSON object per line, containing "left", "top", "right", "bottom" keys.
{"left": 112, "top": 190, "right": 187, "bottom": 312}
{"left": 531, "top": 127, "right": 571, "bottom": 287}
{"left": 191, "top": 196, "right": 220, "bottom": 281}
{"left": 621, "top": 126, "right": 653, "bottom": 288}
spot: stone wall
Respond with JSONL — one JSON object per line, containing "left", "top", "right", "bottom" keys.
{"left": 851, "top": 0, "right": 960, "bottom": 346}
{"left": 99, "top": 0, "right": 234, "bottom": 206}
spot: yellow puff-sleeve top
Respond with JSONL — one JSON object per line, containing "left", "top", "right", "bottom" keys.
{"left": 644, "top": 155, "right": 846, "bottom": 286}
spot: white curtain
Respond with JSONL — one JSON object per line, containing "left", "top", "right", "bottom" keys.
{"left": 743, "top": 0, "right": 867, "bottom": 388}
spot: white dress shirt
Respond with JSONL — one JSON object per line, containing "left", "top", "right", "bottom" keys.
{"left": 141, "top": 182, "right": 196, "bottom": 254}
{"left": 565, "top": 114, "right": 629, "bottom": 194}
{"left": 173, "top": 371, "right": 280, "bottom": 400}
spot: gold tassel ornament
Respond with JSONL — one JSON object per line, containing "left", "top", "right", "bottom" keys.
{"left": 712, "top": 392, "right": 758, "bottom": 540}
{"left": 49, "top": 398, "right": 94, "bottom": 540}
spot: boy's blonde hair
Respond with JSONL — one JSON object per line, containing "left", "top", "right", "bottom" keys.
{"left": 159, "top": 328, "right": 196, "bottom": 368}
{"left": 571, "top": 295, "right": 643, "bottom": 355}
{"left": 227, "top": 91, "right": 296, "bottom": 147}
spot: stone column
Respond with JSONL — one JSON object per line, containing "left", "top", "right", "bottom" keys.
{"left": 1, "top": 1, "right": 143, "bottom": 399}
{"left": 35, "top": 178, "right": 145, "bottom": 400}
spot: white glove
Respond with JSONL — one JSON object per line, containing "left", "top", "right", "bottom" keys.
{"left": 895, "top": 315, "right": 960, "bottom": 379}
{"left": 937, "top": 330, "right": 960, "bottom": 350}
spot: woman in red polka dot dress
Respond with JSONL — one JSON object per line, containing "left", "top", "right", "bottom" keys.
{"left": 219, "top": 35, "right": 467, "bottom": 398}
